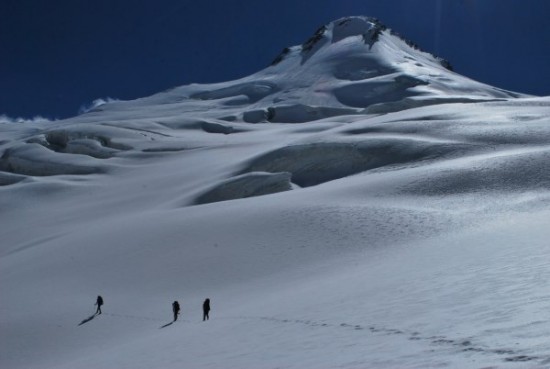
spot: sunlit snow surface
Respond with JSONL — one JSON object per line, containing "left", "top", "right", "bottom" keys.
{"left": 2, "top": 17, "right": 550, "bottom": 368}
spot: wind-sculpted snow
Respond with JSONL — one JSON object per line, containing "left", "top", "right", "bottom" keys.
{"left": 190, "top": 81, "right": 278, "bottom": 104}
{"left": 0, "top": 143, "right": 106, "bottom": 176}
{"left": 29, "top": 130, "right": 123, "bottom": 159}
{"left": 2, "top": 16, "right": 550, "bottom": 369}
{"left": 263, "top": 104, "right": 358, "bottom": 123}
{"left": 333, "top": 74, "right": 429, "bottom": 108}
{"left": 400, "top": 148, "right": 550, "bottom": 196}
{"left": 0, "top": 171, "right": 26, "bottom": 186}
{"left": 239, "top": 137, "right": 477, "bottom": 187}
{"left": 364, "top": 96, "right": 504, "bottom": 114}
{"left": 346, "top": 100, "right": 550, "bottom": 146}
{"left": 331, "top": 56, "right": 395, "bottom": 81}
{"left": 193, "top": 171, "right": 292, "bottom": 205}
{"left": 0, "top": 124, "right": 158, "bottom": 177}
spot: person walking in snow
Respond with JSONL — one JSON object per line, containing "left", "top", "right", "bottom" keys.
{"left": 172, "top": 300, "right": 180, "bottom": 321}
{"left": 95, "top": 295, "right": 104, "bottom": 315}
{"left": 202, "top": 298, "right": 211, "bottom": 321}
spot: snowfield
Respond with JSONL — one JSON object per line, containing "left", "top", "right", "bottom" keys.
{"left": 2, "top": 16, "right": 550, "bottom": 368}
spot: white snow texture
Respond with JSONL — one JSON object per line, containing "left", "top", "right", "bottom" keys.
{"left": 2, "top": 16, "right": 550, "bottom": 368}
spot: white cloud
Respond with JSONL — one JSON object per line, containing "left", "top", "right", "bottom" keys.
{"left": 0, "top": 114, "right": 53, "bottom": 124}
{"left": 78, "top": 97, "right": 119, "bottom": 114}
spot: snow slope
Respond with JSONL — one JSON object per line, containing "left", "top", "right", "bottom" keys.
{"left": 2, "top": 16, "right": 550, "bottom": 368}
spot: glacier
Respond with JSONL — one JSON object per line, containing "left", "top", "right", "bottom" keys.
{"left": 1, "top": 16, "right": 550, "bottom": 368}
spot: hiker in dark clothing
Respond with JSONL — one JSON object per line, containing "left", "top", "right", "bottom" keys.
{"left": 95, "top": 295, "right": 103, "bottom": 315}
{"left": 202, "top": 298, "right": 210, "bottom": 321}
{"left": 172, "top": 301, "right": 180, "bottom": 321}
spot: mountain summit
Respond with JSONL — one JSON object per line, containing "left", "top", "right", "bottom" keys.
{"left": 96, "top": 16, "right": 524, "bottom": 124}
{"left": 271, "top": 16, "right": 450, "bottom": 68}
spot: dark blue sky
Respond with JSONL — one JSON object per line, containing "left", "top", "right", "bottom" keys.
{"left": 1, "top": 0, "right": 549, "bottom": 119}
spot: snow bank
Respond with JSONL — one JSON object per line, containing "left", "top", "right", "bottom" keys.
{"left": 0, "top": 171, "right": 27, "bottom": 186}
{"left": 266, "top": 104, "right": 358, "bottom": 123}
{"left": 240, "top": 138, "right": 474, "bottom": 187}
{"left": 331, "top": 56, "right": 395, "bottom": 81}
{"left": 0, "top": 143, "right": 106, "bottom": 176}
{"left": 193, "top": 171, "right": 293, "bottom": 205}
{"left": 190, "top": 81, "right": 278, "bottom": 104}
{"left": 334, "top": 74, "right": 428, "bottom": 108}
{"left": 200, "top": 121, "right": 238, "bottom": 134}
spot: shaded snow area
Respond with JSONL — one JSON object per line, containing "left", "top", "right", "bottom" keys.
{"left": 2, "top": 16, "right": 550, "bottom": 369}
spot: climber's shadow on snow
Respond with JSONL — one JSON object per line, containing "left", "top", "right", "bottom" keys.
{"left": 78, "top": 313, "right": 98, "bottom": 326}
{"left": 160, "top": 321, "right": 174, "bottom": 329}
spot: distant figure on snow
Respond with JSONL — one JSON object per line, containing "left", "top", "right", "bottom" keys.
{"left": 203, "top": 298, "right": 211, "bottom": 321}
{"left": 95, "top": 295, "right": 104, "bottom": 315}
{"left": 172, "top": 300, "right": 180, "bottom": 321}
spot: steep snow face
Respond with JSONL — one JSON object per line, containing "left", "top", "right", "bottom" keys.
{"left": 2, "top": 16, "right": 550, "bottom": 369}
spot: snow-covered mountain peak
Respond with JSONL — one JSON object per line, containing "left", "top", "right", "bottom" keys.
{"left": 299, "top": 16, "right": 383, "bottom": 51}
{"left": 120, "top": 15, "right": 525, "bottom": 123}
{"left": 330, "top": 16, "right": 381, "bottom": 42}
{"left": 39, "top": 15, "right": 523, "bottom": 130}
{"left": 272, "top": 16, "right": 447, "bottom": 71}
